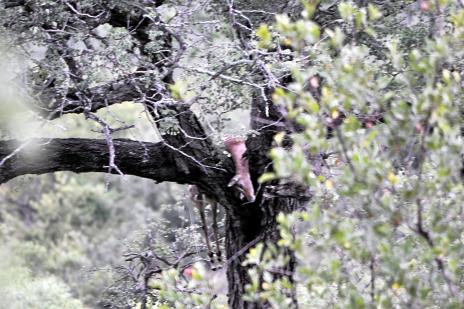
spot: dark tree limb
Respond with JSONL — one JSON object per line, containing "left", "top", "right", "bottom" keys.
{"left": 0, "top": 138, "right": 242, "bottom": 214}
{"left": 40, "top": 76, "right": 150, "bottom": 120}
{"left": 3, "top": 0, "right": 25, "bottom": 8}
{"left": 0, "top": 138, "right": 214, "bottom": 186}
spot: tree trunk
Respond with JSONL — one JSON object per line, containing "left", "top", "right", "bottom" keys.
{"left": 225, "top": 186, "right": 310, "bottom": 308}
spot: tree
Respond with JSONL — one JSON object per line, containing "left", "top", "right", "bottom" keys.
{"left": 0, "top": 1, "right": 306, "bottom": 307}
{"left": 1, "top": 0, "right": 464, "bottom": 308}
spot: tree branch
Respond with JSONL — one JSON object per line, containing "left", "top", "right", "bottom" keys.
{"left": 0, "top": 138, "right": 209, "bottom": 185}
{"left": 41, "top": 76, "right": 151, "bottom": 120}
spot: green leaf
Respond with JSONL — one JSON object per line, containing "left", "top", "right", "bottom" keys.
{"left": 256, "top": 24, "right": 272, "bottom": 48}
{"left": 338, "top": 2, "right": 356, "bottom": 20}
{"left": 367, "top": 4, "right": 382, "bottom": 21}
{"left": 258, "top": 172, "right": 277, "bottom": 183}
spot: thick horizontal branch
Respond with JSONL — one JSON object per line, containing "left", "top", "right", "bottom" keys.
{"left": 3, "top": 0, "right": 25, "bottom": 8}
{"left": 0, "top": 138, "right": 210, "bottom": 185}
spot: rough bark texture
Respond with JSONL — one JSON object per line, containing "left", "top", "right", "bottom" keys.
{"left": 0, "top": 138, "right": 209, "bottom": 185}
{"left": 225, "top": 194, "right": 310, "bottom": 309}
{"left": 222, "top": 92, "right": 311, "bottom": 308}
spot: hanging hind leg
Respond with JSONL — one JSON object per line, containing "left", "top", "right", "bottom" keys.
{"left": 197, "top": 197, "right": 214, "bottom": 263}
{"left": 212, "top": 202, "right": 222, "bottom": 263}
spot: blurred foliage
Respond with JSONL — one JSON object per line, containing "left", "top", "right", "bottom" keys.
{"left": 0, "top": 240, "right": 87, "bottom": 309}
{"left": 0, "top": 171, "right": 191, "bottom": 307}
{"left": 252, "top": 0, "right": 464, "bottom": 308}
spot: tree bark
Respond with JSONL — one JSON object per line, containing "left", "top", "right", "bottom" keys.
{"left": 226, "top": 195, "right": 307, "bottom": 309}
{"left": 0, "top": 138, "right": 222, "bottom": 187}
